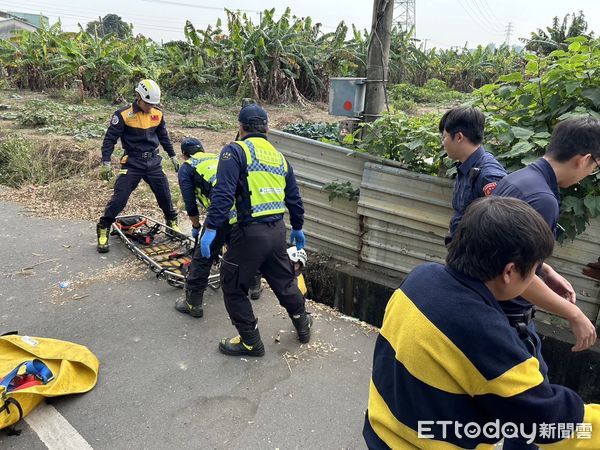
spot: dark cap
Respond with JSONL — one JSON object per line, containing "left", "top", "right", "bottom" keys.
{"left": 181, "top": 137, "right": 204, "bottom": 155}
{"left": 238, "top": 104, "right": 268, "bottom": 126}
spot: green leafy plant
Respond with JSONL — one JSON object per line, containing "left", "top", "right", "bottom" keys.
{"left": 359, "top": 112, "right": 445, "bottom": 175}
{"left": 179, "top": 118, "right": 232, "bottom": 131}
{"left": 390, "top": 79, "right": 466, "bottom": 107}
{"left": 282, "top": 122, "right": 340, "bottom": 141}
{"left": 323, "top": 180, "right": 360, "bottom": 201}
{"left": 474, "top": 36, "right": 600, "bottom": 239}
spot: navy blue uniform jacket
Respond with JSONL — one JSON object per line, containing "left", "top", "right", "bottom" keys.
{"left": 204, "top": 134, "right": 304, "bottom": 231}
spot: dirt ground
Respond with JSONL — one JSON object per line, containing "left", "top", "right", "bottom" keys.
{"left": 0, "top": 89, "right": 336, "bottom": 228}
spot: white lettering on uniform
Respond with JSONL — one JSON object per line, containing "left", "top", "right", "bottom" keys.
{"left": 259, "top": 187, "right": 283, "bottom": 194}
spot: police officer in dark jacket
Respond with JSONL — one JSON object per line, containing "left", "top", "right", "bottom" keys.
{"left": 200, "top": 104, "right": 310, "bottom": 357}
{"left": 96, "top": 79, "right": 180, "bottom": 253}
{"left": 174, "top": 137, "right": 263, "bottom": 318}
{"left": 439, "top": 107, "right": 506, "bottom": 244}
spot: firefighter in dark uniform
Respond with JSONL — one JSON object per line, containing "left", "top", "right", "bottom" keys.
{"left": 96, "top": 79, "right": 180, "bottom": 253}
{"left": 439, "top": 107, "right": 506, "bottom": 244}
{"left": 174, "top": 137, "right": 262, "bottom": 318}
{"left": 200, "top": 104, "right": 310, "bottom": 357}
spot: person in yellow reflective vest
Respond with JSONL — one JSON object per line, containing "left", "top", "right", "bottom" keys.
{"left": 200, "top": 104, "right": 310, "bottom": 357}
{"left": 364, "top": 197, "right": 600, "bottom": 449}
{"left": 175, "top": 137, "right": 264, "bottom": 317}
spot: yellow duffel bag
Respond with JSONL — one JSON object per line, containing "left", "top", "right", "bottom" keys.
{"left": 0, "top": 333, "right": 99, "bottom": 431}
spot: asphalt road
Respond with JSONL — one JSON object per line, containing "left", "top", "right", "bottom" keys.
{"left": 0, "top": 202, "right": 376, "bottom": 450}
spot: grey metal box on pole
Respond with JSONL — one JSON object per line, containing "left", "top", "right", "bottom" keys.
{"left": 328, "top": 77, "right": 366, "bottom": 117}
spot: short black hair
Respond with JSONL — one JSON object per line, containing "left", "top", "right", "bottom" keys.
{"left": 446, "top": 197, "right": 554, "bottom": 280}
{"left": 545, "top": 117, "right": 600, "bottom": 161}
{"left": 438, "top": 107, "right": 485, "bottom": 145}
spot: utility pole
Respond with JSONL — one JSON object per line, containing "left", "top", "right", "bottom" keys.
{"left": 363, "top": 0, "right": 394, "bottom": 124}
{"left": 504, "top": 22, "right": 513, "bottom": 46}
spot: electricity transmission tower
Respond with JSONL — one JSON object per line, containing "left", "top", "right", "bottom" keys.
{"left": 394, "top": 0, "right": 416, "bottom": 34}
{"left": 504, "top": 22, "right": 514, "bottom": 45}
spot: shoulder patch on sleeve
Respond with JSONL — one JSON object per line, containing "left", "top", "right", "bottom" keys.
{"left": 220, "top": 151, "right": 232, "bottom": 161}
{"left": 111, "top": 115, "right": 119, "bottom": 125}
{"left": 482, "top": 182, "right": 498, "bottom": 197}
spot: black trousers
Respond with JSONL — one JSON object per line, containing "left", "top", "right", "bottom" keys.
{"left": 185, "top": 224, "right": 230, "bottom": 292}
{"left": 99, "top": 156, "right": 177, "bottom": 227}
{"left": 221, "top": 220, "right": 305, "bottom": 332}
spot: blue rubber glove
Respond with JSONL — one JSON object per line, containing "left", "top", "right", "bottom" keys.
{"left": 191, "top": 226, "right": 200, "bottom": 239}
{"left": 200, "top": 228, "right": 217, "bottom": 258}
{"left": 290, "top": 229, "right": 305, "bottom": 250}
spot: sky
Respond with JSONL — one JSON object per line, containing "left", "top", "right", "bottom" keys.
{"left": 0, "top": 0, "right": 598, "bottom": 49}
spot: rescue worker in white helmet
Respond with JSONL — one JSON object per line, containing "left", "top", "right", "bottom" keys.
{"left": 174, "top": 137, "right": 263, "bottom": 317}
{"left": 96, "top": 79, "right": 180, "bottom": 253}
{"left": 200, "top": 103, "right": 310, "bottom": 357}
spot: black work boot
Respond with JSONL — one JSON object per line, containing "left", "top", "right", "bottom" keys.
{"left": 291, "top": 312, "right": 313, "bottom": 343}
{"left": 96, "top": 223, "right": 110, "bottom": 253}
{"left": 248, "top": 273, "right": 263, "bottom": 301}
{"left": 219, "top": 327, "right": 265, "bottom": 357}
{"left": 174, "top": 290, "right": 204, "bottom": 318}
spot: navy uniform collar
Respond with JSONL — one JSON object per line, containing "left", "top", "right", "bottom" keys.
{"left": 458, "top": 146, "right": 484, "bottom": 175}
{"left": 534, "top": 158, "right": 560, "bottom": 199}
{"left": 444, "top": 266, "right": 504, "bottom": 314}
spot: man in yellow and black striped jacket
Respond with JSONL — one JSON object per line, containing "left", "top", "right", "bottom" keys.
{"left": 364, "top": 197, "right": 599, "bottom": 449}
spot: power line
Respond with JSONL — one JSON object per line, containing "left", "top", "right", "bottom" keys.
{"left": 470, "top": 0, "right": 503, "bottom": 32}
{"left": 1, "top": 0, "right": 196, "bottom": 25}
{"left": 0, "top": 1, "right": 218, "bottom": 31}
{"left": 0, "top": 1, "right": 208, "bottom": 33}
{"left": 455, "top": 0, "right": 502, "bottom": 39}
{"left": 462, "top": 0, "right": 502, "bottom": 34}
{"left": 480, "top": 0, "right": 502, "bottom": 23}
{"left": 141, "top": 0, "right": 260, "bottom": 15}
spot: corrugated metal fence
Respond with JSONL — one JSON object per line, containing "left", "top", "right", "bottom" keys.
{"left": 271, "top": 130, "right": 600, "bottom": 325}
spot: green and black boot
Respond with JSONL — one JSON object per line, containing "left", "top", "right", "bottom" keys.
{"left": 96, "top": 223, "right": 110, "bottom": 253}
{"left": 291, "top": 311, "right": 313, "bottom": 344}
{"left": 219, "top": 327, "right": 265, "bottom": 357}
{"left": 174, "top": 290, "right": 204, "bottom": 318}
{"left": 166, "top": 217, "right": 182, "bottom": 234}
{"left": 248, "top": 273, "right": 263, "bottom": 301}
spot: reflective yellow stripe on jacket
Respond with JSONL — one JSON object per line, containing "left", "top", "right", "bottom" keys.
{"left": 229, "top": 137, "right": 287, "bottom": 224}
{"left": 184, "top": 151, "right": 218, "bottom": 209}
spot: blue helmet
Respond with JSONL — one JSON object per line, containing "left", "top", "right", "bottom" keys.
{"left": 181, "top": 137, "right": 204, "bottom": 156}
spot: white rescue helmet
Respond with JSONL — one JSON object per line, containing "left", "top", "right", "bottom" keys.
{"left": 135, "top": 79, "right": 161, "bottom": 105}
{"left": 287, "top": 246, "right": 308, "bottom": 268}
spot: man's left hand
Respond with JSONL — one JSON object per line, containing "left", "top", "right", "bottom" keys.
{"left": 290, "top": 229, "right": 305, "bottom": 250}
{"left": 191, "top": 226, "right": 201, "bottom": 239}
{"left": 542, "top": 263, "right": 576, "bottom": 303}
{"left": 170, "top": 156, "right": 180, "bottom": 172}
